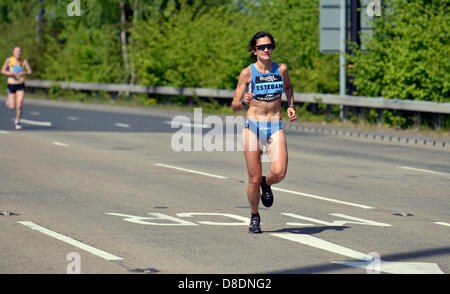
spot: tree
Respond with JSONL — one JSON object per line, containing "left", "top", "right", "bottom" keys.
{"left": 131, "top": 1, "right": 259, "bottom": 88}
{"left": 350, "top": 0, "right": 449, "bottom": 103}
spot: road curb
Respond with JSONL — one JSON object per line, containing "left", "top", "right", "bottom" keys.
{"left": 282, "top": 122, "right": 449, "bottom": 150}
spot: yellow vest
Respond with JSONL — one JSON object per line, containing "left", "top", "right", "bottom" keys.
{"left": 9, "top": 56, "right": 25, "bottom": 73}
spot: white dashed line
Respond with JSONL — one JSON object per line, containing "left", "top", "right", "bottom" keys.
{"left": 66, "top": 116, "right": 79, "bottom": 121}
{"left": 400, "top": 166, "right": 449, "bottom": 176}
{"left": 53, "top": 141, "right": 70, "bottom": 147}
{"left": 165, "top": 120, "right": 209, "bottom": 128}
{"left": 115, "top": 123, "right": 130, "bottom": 128}
{"left": 154, "top": 163, "right": 228, "bottom": 179}
{"left": 0, "top": 130, "right": 10, "bottom": 134}
{"left": 19, "top": 119, "right": 52, "bottom": 127}
{"left": 154, "top": 163, "right": 372, "bottom": 208}
{"left": 434, "top": 222, "right": 450, "bottom": 227}
{"left": 18, "top": 221, "right": 123, "bottom": 261}
{"left": 272, "top": 187, "right": 374, "bottom": 210}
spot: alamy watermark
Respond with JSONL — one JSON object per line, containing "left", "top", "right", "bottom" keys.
{"left": 170, "top": 108, "right": 282, "bottom": 162}
{"left": 67, "top": 0, "right": 81, "bottom": 17}
{"left": 366, "top": 0, "right": 382, "bottom": 17}
{"left": 66, "top": 252, "right": 81, "bottom": 274}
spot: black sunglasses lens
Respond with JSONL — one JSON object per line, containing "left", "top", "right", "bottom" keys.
{"left": 256, "top": 44, "right": 273, "bottom": 50}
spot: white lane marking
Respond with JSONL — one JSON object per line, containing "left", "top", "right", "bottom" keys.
{"left": 400, "top": 166, "right": 449, "bottom": 176}
{"left": 53, "top": 141, "right": 70, "bottom": 147}
{"left": 272, "top": 187, "right": 374, "bottom": 210}
{"left": 115, "top": 122, "right": 130, "bottom": 128}
{"left": 271, "top": 233, "right": 368, "bottom": 260}
{"left": 19, "top": 119, "right": 52, "bottom": 127}
{"left": 18, "top": 221, "right": 123, "bottom": 261}
{"left": 270, "top": 233, "right": 443, "bottom": 274}
{"left": 66, "top": 116, "right": 79, "bottom": 121}
{"left": 434, "top": 222, "right": 450, "bottom": 227}
{"left": 30, "top": 111, "right": 40, "bottom": 116}
{"left": 0, "top": 130, "right": 10, "bottom": 134}
{"left": 154, "top": 163, "right": 228, "bottom": 179}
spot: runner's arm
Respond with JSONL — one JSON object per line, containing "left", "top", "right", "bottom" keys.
{"left": 1, "top": 58, "right": 14, "bottom": 77}
{"left": 279, "top": 63, "right": 297, "bottom": 122}
{"left": 22, "top": 59, "right": 32, "bottom": 76}
{"left": 231, "top": 67, "right": 253, "bottom": 112}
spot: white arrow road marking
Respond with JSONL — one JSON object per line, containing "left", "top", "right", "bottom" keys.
{"left": 270, "top": 233, "right": 444, "bottom": 274}
{"left": 333, "top": 260, "right": 444, "bottom": 274}
{"left": 106, "top": 212, "right": 198, "bottom": 226}
{"left": 282, "top": 213, "right": 392, "bottom": 227}
{"left": 18, "top": 221, "right": 123, "bottom": 261}
{"left": 19, "top": 119, "right": 52, "bottom": 127}
{"left": 176, "top": 213, "right": 249, "bottom": 226}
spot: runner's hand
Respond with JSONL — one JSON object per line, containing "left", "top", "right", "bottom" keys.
{"left": 287, "top": 106, "right": 297, "bottom": 122}
{"left": 242, "top": 92, "right": 254, "bottom": 105}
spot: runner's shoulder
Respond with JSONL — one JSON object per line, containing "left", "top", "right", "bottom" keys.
{"left": 240, "top": 66, "right": 252, "bottom": 80}
{"left": 241, "top": 66, "right": 252, "bottom": 76}
{"left": 277, "top": 63, "right": 288, "bottom": 72}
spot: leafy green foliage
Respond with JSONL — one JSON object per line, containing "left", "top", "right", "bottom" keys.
{"left": 42, "top": 24, "right": 123, "bottom": 83}
{"left": 0, "top": 0, "right": 447, "bottom": 131}
{"left": 350, "top": 0, "right": 449, "bottom": 103}
{"left": 132, "top": 2, "right": 257, "bottom": 88}
{"left": 249, "top": 0, "right": 339, "bottom": 93}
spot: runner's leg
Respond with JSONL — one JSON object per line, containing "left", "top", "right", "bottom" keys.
{"left": 242, "top": 128, "right": 262, "bottom": 214}
{"left": 15, "top": 89, "right": 24, "bottom": 124}
{"left": 266, "top": 129, "right": 288, "bottom": 186}
{"left": 7, "top": 92, "right": 16, "bottom": 111}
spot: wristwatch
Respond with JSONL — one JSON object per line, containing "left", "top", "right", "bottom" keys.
{"left": 241, "top": 98, "right": 246, "bottom": 106}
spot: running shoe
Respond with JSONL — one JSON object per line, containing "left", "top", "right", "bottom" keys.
{"left": 15, "top": 122, "right": 22, "bottom": 130}
{"left": 260, "top": 176, "right": 274, "bottom": 207}
{"left": 248, "top": 214, "right": 262, "bottom": 234}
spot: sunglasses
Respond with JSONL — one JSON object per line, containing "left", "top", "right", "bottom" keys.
{"left": 255, "top": 44, "right": 275, "bottom": 51}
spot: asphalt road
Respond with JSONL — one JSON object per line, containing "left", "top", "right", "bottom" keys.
{"left": 1, "top": 97, "right": 449, "bottom": 275}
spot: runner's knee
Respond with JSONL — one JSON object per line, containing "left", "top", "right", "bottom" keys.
{"left": 248, "top": 174, "right": 262, "bottom": 187}
{"left": 270, "top": 169, "right": 286, "bottom": 183}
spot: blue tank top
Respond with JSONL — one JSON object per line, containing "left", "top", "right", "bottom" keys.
{"left": 249, "top": 62, "right": 284, "bottom": 102}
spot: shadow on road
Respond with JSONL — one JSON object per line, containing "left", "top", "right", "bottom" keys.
{"left": 263, "top": 226, "right": 350, "bottom": 235}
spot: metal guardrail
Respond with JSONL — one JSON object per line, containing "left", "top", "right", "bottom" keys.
{"left": 24, "top": 79, "right": 450, "bottom": 116}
